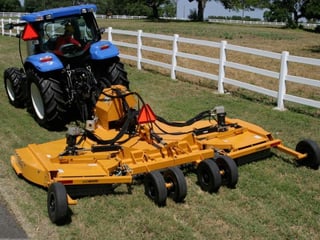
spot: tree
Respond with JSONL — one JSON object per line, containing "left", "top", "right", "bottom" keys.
{"left": 160, "top": 0, "right": 176, "bottom": 17}
{"left": 263, "top": 0, "right": 303, "bottom": 26}
{"left": 24, "top": 0, "right": 71, "bottom": 12}
{"left": 145, "top": 0, "right": 176, "bottom": 19}
{"left": 300, "top": 0, "right": 320, "bottom": 21}
{"left": 103, "top": 0, "right": 149, "bottom": 15}
{"left": 0, "top": 0, "right": 21, "bottom": 11}
{"left": 188, "top": 0, "right": 210, "bottom": 21}
{"left": 263, "top": 2, "right": 289, "bottom": 22}
{"left": 218, "top": 0, "right": 269, "bottom": 10}
{"left": 263, "top": 0, "right": 292, "bottom": 22}
{"left": 218, "top": 0, "right": 269, "bottom": 19}
{"left": 145, "top": 0, "right": 159, "bottom": 18}
{"left": 263, "top": 0, "right": 320, "bottom": 27}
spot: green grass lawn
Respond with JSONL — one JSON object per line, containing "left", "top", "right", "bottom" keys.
{"left": 0, "top": 21, "right": 320, "bottom": 239}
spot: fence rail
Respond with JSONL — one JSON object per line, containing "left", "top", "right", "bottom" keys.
{"left": 208, "top": 19, "right": 319, "bottom": 29}
{"left": 1, "top": 17, "right": 319, "bottom": 110}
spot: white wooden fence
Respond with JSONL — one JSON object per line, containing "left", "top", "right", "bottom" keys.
{"left": 208, "top": 19, "right": 319, "bottom": 29}
{"left": 1, "top": 18, "right": 319, "bottom": 110}
{"left": 106, "top": 27, "right": 320, "bottom": 110}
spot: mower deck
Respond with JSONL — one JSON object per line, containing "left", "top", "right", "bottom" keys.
{"left": 9, "top": 86, "right": 320, "bottom": 224}
{"left": 11, "top": 116, "right": 307, "bottom": 188}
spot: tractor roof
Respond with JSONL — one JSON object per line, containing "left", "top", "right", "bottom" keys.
{"left": 21, "top": 4, "right": 97, "bottom": 22}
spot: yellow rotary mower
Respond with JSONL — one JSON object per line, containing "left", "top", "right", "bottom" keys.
{"left": 10, "top": 86, "right": 320, "bottom": 224}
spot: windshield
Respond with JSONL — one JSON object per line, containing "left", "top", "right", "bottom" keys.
{"left": 40, "top": 14, "right": 99, "bottom": 52}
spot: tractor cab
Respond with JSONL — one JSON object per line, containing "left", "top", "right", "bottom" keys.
{"left": 42, "top": 15, "right": 99, "bottom": 56}
{"left": 21, "top": 5, "right": 101, "bottom": 61}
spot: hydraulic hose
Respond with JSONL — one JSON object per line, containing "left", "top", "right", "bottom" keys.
{"left": 155, "top": 110, "right": 212, "bottom": 127}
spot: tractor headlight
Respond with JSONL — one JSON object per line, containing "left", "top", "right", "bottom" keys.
{"left": 45, "top": 14, "right": 52, "bottom": 20}
{"left": 35, "top": 16, "right": 44, "bottom": 21}
{"left": 82, "top": 7, "right": 94, "bottom": 14}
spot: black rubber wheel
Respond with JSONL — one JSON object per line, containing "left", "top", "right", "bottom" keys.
{"left": 26, "top": 69, "right": 68, "bottom": 130}
{"left": 296, "top": 139, "right": 320, "bottom": 170}
{"left": 94, "top": 57, "right": 129, "bottom": 89}
{"left": 144, "top": 171, "right": 167, "bottom": 206}
{"left": 213, "top": 155, "right": 238, "bottom": 188}
{"left": 197, "top": 159, "right": 222, "bottom": 193}
{"left": 4, "top": 67, "right": 26, "bottom": 108}
{"left": 47, "top": 182, "right": 68, "bottom": 224}
{"left": 163, "top": 167, "right": 187, "bottom": 203}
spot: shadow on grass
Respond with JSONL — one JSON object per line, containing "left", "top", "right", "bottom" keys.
{"left": 308, "top": 45, "right": 320, "bottom": 53}
{"left": 230, "top": 89, "right": 320, "bottom": 118}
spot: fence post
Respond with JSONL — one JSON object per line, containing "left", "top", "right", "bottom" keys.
{"left": 137, "top": 30, "right": 142, "bottom": 70}
{"left": 1, "top": 19, "right": 4, "bottom": 36}
{"left": 107, "top": 27, "right": 112, "bottom": 42}
{"left": 16, "top": 19, "right": 20, "bottom": 35}
{"left": 171, "top": 34, "right": 179, "bottom": 80}
{"left": 218, "top": 40, "right": 227, "bottom": 94}
{"left": 275, "top": 51, "right": 289, "bottom": 111}
{"left": 9, "top": 18, "right": 12, "bottom": 36}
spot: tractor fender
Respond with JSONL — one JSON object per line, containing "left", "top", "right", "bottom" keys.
{"left": 90, "top": 40, "right": 119, "bottom": 60}
{"left": 24, "top": 53, "right": 64, "bottom": 72}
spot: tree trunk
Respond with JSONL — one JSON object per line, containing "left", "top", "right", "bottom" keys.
{"left": 197, "top": 0, "right": 206, "bottom": 21}
{"left": 293, "top": 10, "right": 299, "bottom": 24}
{"left": 152, "top": 5, "right": 159, "bottom": 19}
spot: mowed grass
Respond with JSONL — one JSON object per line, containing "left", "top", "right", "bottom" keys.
{"left": 0, "top": 20, "right": 319, "bottom": 239}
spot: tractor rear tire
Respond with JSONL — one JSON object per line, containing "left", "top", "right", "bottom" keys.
{"left": 4, "top": 67, "right": 26, "bottom": 108}
{"left": 163, "top": 167, "right": 187, "bottom": 203}
{"left": 144, "top": 171, "right": 167, "bottom": 207}
{"left": 213, "top": 155, "right": 238, "bottom": 188}
{"left": 197, "top": 159, "right": 222, "bottom": 193}
{"left": 296, "top": 139, "right": 320, "bottom": 170}
{"left": 26, "top": 70, "right": 68, "bottom": 130}
{"left": 47, "top": 183, "right": 68, "bottom": 225}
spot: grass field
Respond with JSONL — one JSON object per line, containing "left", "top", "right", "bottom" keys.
{"left": 0, "top": 20, "right": 320, "bottom": 239}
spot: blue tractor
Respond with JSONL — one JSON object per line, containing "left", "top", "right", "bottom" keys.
{"left": 4, "top": 5, "right": 129, "bottom": 130}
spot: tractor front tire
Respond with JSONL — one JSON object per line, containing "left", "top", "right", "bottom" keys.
{"left": 27, "top": 70, "right": 68, "bottom": 130}
{"left": 4, "top": 67, "right": 26, "bottom": 108}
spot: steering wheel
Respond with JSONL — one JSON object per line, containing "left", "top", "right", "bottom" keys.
{"left": 59, "top": 43, "right": 81, "bottom": 55}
